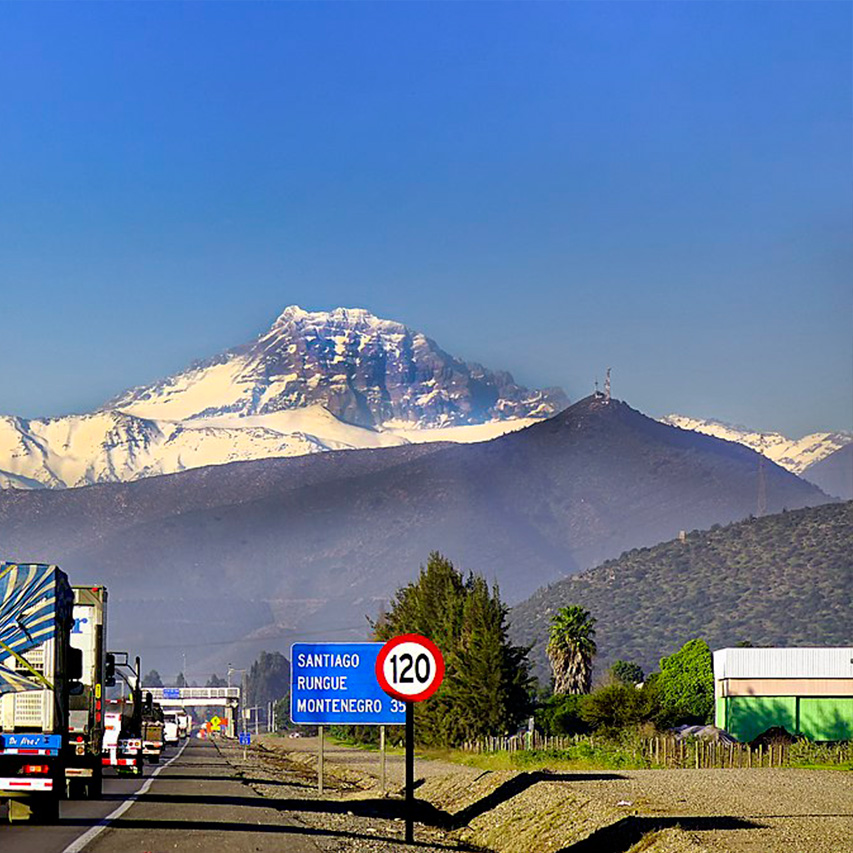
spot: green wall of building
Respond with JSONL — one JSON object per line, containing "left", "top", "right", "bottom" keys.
{"left": 799, "top": 697, "right": 853, "bottom": 741}
{"left": 718, "top": 695, "right": 853, "bottom": 742}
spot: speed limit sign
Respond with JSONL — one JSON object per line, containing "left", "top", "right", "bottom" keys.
{"left": 375, "top": 633, "right": 445, "bottom": 703}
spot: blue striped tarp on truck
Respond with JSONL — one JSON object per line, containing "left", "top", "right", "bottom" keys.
{"left": 0, "top": 563, "right": 73, "bottom": 695}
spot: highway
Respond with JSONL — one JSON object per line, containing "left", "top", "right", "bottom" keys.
{"left": 0, "top": 738, "right": 322, "bottom": 853}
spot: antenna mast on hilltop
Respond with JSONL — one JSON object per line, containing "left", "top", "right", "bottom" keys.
{"left": 604, "top": 368, "right": 611, "bottom": 403}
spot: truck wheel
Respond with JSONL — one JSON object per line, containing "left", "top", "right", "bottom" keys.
{"left": 67, "top": 778, "right": 87, "bottom": 799}
{"left": 89, "top": 769, "right": 103, "bottom": 799}
{"left": 31, "top": 794, "right": 60, "bottom": 824}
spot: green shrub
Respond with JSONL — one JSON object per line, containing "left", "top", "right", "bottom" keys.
{"left": 536, "top": 693, "right": 589, "bottom": 735}
{"left": 656, "top": 639, "right": 714, "bottom": 726}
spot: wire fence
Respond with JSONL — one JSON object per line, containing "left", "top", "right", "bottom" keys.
{"left": 460, "top": 732, "right": 853, "bottom": 769}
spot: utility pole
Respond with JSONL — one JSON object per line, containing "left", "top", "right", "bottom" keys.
{"left": 604, "top": 368, "right": 611, "bottom": 403}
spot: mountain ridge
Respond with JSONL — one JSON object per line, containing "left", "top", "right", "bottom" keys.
{"left": 0, "top": 394, "right": 830, "bottom": 674}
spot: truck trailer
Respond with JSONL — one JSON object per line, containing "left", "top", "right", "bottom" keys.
{"left": 66, "top": 585, "right": 108, "bottom": 798}
{"left": 0, "top": 562, "right": 79, "bottom": 822}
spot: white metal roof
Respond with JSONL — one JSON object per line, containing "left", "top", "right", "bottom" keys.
{"left": 713, "top": 647, "right": 853, "bottom": 680}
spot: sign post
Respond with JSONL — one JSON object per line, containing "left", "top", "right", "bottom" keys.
{"left": 239, "top": 731, "right": 251, "bottom": 760}
{"left": 290, "top": 643, "right": 407, "bottom": 794}
{"left": 318, "top": 725, "right": 324, "bottom": 795}
{"left": 376, "top": 634, "right": 445, "bottom": 845}
{"left": 379, "top": 725, "right": 386, "bottom": 797}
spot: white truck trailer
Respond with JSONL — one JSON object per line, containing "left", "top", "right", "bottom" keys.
{"left": 66, "top": 585, "right": 108, "bottom": 798}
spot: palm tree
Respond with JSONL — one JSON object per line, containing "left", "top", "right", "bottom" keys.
{"left": 547, "top": 605, "right": 597, "bottom": 694}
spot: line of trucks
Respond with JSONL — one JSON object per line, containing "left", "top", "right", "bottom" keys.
{"left": 0, "top": 562, "right": 191, "bottom": 822}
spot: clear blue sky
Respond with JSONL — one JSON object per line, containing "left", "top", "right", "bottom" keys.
{"left": 0, "top": 2, "right": 850, "bottom": 436}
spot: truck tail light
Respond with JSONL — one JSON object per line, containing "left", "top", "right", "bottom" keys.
{"left": 22, "top": 765, "right": 49, "bottom": 775}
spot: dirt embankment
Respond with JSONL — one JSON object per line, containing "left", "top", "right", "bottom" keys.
{"left": 221, "top": 736, "right": 714, "bottom": 853}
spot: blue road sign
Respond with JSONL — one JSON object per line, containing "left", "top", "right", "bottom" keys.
{"left": 290, "top": 642, "right": 406, "bottom": 726}
{"left": 163, "top": 688, "right": 180, "bottom": 699}
{"left": 239, "top": 732, "right": 251, "bottom": 746}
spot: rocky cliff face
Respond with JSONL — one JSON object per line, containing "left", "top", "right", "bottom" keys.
{"left": 111, "top": 306, "right": 568, "bottom": 427}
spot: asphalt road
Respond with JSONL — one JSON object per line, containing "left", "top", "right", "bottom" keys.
{"left": 0, "top": 737, "right": 323, "bottom": 853}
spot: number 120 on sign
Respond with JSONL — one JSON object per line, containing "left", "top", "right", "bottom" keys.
{"left": 375, "top": 634, "right": 445, "bottom": 703}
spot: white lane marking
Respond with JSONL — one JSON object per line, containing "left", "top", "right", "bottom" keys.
{"left": 61, "top": 739, "right": 190, "bottom": 853}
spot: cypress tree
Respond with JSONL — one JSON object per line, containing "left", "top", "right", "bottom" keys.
{"left": 375, "top": 552, "right": 531, "bottom": 746}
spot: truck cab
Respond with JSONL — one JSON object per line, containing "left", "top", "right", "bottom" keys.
{"left": 162, "top": 710, "right": 180, "bottom": 746}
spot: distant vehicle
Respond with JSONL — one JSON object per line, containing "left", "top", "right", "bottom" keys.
{"left": 0, "top": 563, "right": 80, "bottom": 822}
{"left": 66, "top": 585, "right": 109, "bottom": 799}
{"left": 142, "top": 701, "right": 165, "bottom": 763}
{"left": 288, "top": 731, "right": 302, "bottom": 738}
{"left": 177, "top": 712, "right": 191, "bottom": 739}
{"left": 162, "top": 711, "right": 180, "bottom": 745}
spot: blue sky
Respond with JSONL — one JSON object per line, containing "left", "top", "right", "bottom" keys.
{"left": 0, "top": 1, "right": 850, "bottom": 435}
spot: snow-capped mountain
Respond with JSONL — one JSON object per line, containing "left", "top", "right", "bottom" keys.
{"left": 111, "top": 306, "right": 567, "bottom": 427}
{"left": 661, "top": 414, "right": 852, "bottom": 475}
{"left": 0, "top": 307, "right": 566, "bottom": 489}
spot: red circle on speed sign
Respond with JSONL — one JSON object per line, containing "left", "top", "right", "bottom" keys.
{"left": 375, "top": 634, "right": 445, "bottom": 703}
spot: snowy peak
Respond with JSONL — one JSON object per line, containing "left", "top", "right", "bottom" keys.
{"left": 269, "top": 305, "right": 401, "bottom": 334}
{"left": 661, "top": 414, "right": 852, "bottom": 474}
{"left": 111, "top": 306, "right": 569, "bottom": 428}
{"left": 0, "top": 306, "right": 565, "bottom": 489}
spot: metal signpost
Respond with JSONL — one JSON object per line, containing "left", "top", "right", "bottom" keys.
{"left": 290, "top": 643, "right": 407, "bottom": 794}
{"left": 376, "top": 634, "right": 445, "bottom": 845}
{"left": 239, "top": 731, "right": 251, "bottom": 760}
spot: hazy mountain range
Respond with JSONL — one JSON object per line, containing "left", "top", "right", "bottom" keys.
{"left": 0, "top": 394, "right": 830, "bottom": 674}
{"left": 1, "top": 306, "right": 848, "bottom": 492}
{"left": 660, "top": 414, "right": 851, "bottom": 477}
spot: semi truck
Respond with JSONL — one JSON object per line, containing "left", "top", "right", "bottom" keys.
{"left": 0, "top": 562, "right": 80, "bottom": 822}
{"left": 142, "top": 700, "right": 165, "bottom": 763}
{"left": 101, "top": 653, "right": 145, "bottom": 776}
{"left": 65, "top": 585, "right": 108, "bottom": 798}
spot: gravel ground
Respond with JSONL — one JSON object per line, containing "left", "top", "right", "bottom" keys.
{"left": 215, "top": 739, "right": 478, "bottom": 853}
{"left": 576, "top": 767, "right": 853, "bottom": 853}
{"left": 255, "top": 736, "right": 853, "bottom": 853}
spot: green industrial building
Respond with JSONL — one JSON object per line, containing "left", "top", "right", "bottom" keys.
{"left": 714, "top": 647, "right": 853, "bottom": 742}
